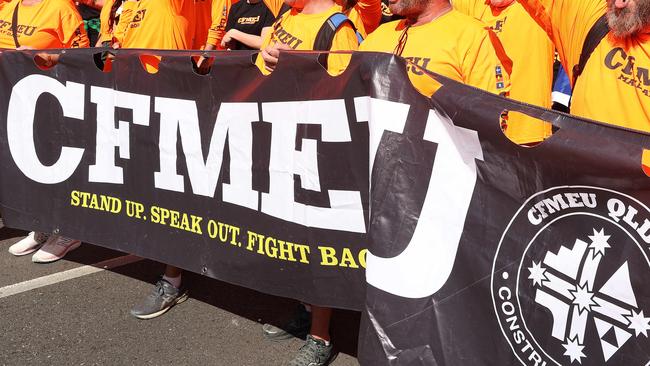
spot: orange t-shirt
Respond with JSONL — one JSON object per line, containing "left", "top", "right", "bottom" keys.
{"left": 0, "top": 0, "right": 89, "bottom": 49}
{"left": 360, "top": 10, "right": 510, "bottom": 97}
{"left": 518, "top": 0, "right": 650, "bottom": 132}
{"left": 122, "top": 0, "right": 194, "bottom": 49}
{"left": 122, "top": 0, "right": 195, "bottom": 71}
{"left": 454, "top": 0, "right": 553, "bottom": 144}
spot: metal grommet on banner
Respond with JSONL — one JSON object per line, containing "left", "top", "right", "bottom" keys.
{"left": 53, "top": 228, "right": 60, "bottom": 235}
{"left": 201, "top": 266, "right": 207, "bottom": 274}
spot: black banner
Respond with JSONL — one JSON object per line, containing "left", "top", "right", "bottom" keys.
{"left": 1, "top": 49, "right": 649, "bottom": 365}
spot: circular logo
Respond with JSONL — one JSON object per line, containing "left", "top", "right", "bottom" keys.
{"left": 492, "top": 186, "right": 650, "bottom": 365}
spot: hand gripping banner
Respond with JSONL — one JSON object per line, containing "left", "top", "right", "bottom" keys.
{"left": 0, "top": 48, "right": 649, "bottom": 365}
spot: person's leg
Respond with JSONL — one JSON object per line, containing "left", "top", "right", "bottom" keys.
{"left": 309, "top": 306, "right": 332, "bottom": 342}
{"left": 130, "top": 265, "right": 188, "bottom": 320}
{"left": 162, "top": 265, "right": 182, "bottom": 288}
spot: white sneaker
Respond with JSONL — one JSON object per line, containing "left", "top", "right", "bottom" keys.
{"left": 31, "top": 235, "right": 81, "bottom": 263}
{"left": 8, "top": 231, "right": 50, "bottom": 256}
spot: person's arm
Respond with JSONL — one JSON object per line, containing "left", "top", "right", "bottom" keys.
{"left": 260, "top": 40, "right": 291, "bottom": 72}
{"left": 221, "top": 27, "right": 270, "bottom": 49}
{"left": 196, "top": 43, "right": 215, "bottom": 73}
{"left": 61, "top": 12, "right": 91, "bottom": 48}
{"left": 205, "top": 0, "right": 231, "bottom": 48}
{"left": 113, "top": 0, "right": 137, "bottom": 45}
{"left": 516, "top": 0, "right": 605, "bottom": 84}
{"left": 350, "top": 0, "right": 381, "bottom": 35}
{"left": 97, "top": 0, "right": 116, "bottom": 44}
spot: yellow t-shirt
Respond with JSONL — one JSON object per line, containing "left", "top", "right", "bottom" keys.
{"left": 256, "top": 4, "right": 359, "bottom": 75}
{"left": 262, "top": 0, "right": 380, "bottom": 36}
{"left": 518, "top": 0, "right": 650, "bottom": 131}
{"left": 205, "top": 0, "right": 230, "bottom": 47}
{"left": 454, "top": 0, "right": 553, "bottom": 144}
{"left": 0, "top": 0, "right": 89, "bottom": 49}
{"left": 360, "top": 10, "right": 510, "bottom": 97}
{"left": 98, "top": 0, "right": 115, "bottom": 43}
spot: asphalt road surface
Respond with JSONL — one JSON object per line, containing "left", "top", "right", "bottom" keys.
{"left": 0, "top": 227, "right": 361, "bottom": 366}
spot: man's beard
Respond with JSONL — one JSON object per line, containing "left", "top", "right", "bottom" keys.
{"left": 607, "top": 0, "right": 650, "bottom": 38}
{"left": 389, "top": 0, "right": 429, "bottom": 17}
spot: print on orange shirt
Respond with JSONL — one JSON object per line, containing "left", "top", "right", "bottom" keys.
{"left": 0, "top": 0, "right": 89, "bottom": 49}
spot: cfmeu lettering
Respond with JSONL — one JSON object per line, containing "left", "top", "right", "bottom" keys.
{"left": 605, "top": 47, "right": 650, "bottom": 87}
{"left": 6, "top": 75, "right": 365, "bottom": 234}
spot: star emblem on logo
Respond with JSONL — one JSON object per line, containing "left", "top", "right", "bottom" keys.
{"left": 528, "top": 261, "right": 548, "bottom": 287}
{"left": 570, "top": 283, "right": 596, "bottom": 313}
{"left": 625, "top": 310, "right": 650, "bottom": 337}
{"left": 562, "top": 336, "right": 586, "bottom": 364}
{"left": 588, "top": 228, "right": 611, "bottom": 256}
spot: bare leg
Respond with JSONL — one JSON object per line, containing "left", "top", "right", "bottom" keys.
{"left": 163, "top": 265, "right": 182, "bottom": 288}
{"left": 164, "top": 265, "right": 182, "bottom": 278}
{"left": 309, "top": 305, "right": 332, "bottom": 342}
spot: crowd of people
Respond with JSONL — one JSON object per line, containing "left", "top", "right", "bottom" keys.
{"left": 0, "top": 0, "right": 648, "bottom": 363}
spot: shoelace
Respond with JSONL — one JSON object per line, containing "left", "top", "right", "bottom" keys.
{"left": 155, "top": 281, "right": 166, "bottom": 296}
{"left": 295, "top": 337, "right": 327, "bottom": 363}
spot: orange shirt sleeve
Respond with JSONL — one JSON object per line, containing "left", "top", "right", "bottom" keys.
{"left": 516, "top": 0, "right": 605, "bottom": 84}
{"left": 98, "top": 0, "right": 115, "bottom": 43}
{"left": 348, "top": 0, "right": 381, "bottom": 36}
{"left": 206, "top": 0, "right": 230, "bottom": 47}
{"left": 113, "top": 0, "right": 137, "bottom": 44}
{"left": 60, "top": 12, "right": 90, "bottom": 48}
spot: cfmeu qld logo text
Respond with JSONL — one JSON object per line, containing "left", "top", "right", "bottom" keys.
{"left": 492, "top": 186, "right": 650, "bottom": 365}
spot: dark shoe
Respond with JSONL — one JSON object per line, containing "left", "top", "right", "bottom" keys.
{"left": 130, "top": 279, "right": 188, "bottom": 319}
{"left": 262, "top": 304, "right": 311, "bottom": 340}
{"left": 287, "top": 335, "right": 333, "bottom": 366}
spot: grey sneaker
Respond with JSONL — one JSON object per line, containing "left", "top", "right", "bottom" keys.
{"left": 288, "top": 335, "right": 333, "bottom": 366}
{"left": 262, "top": 304, "right": 311, "bottom": 340}
{"left": 130, "top": 279, "right": 188, "bottom": 319}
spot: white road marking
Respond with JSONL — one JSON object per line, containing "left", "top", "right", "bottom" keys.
{"left": 0, "top": 254, "right": 142, "bottom": 299}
